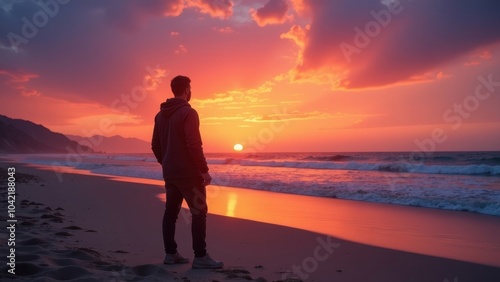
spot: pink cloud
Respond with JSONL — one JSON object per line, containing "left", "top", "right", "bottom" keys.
{"left": 0, "top": 70, "right": 41, "bottom": 97}
{"left": 251, "top": 0, "right": 292, "bottom": 27}
{"left": 175, "top": 44, "right": 188, "bottom": 54}
{"left": 281, "top": 24, "right": 308, "bottom": 48}
{"left": 0, "top": 70, "right": 38, "bottom": 83}
{"left": 464, "top": 50, "right": 493, "bottom": 66}
{"left": 212, "top": 26, "right": 234, "bottom": 34}
{"left": 284, "top": 0, "right": 500, "bottom": 89}
{"left": 187, "top": 0, "right": 233, "bottom": 19}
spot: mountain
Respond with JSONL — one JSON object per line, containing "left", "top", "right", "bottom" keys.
{"left": 66, "top": 134, "right": 150, "bottom": 153}
{"left": 0, "top": 115, "right": 94, "bottom": 154}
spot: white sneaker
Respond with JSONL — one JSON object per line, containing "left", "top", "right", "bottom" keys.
{"left": 192, "top": 253, "right": 223, "bottom": 269}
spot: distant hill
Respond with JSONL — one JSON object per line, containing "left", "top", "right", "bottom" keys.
{"left": 66, "top": 134, "right": 150, "bottom": 153}
{"left": 0, "top": 115, "right": 94, "bottom": 154}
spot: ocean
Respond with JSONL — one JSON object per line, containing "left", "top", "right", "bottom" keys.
{"left": 11, "top": 151, "right": 500, "bottom": 217}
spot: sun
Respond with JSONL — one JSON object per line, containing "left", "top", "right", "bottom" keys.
{"left": 233, "top": 143, "right": 243, "bottom": 152}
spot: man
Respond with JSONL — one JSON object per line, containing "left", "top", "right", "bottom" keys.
{"left": 152, "top": 75, "right": 223, "bottom": 269}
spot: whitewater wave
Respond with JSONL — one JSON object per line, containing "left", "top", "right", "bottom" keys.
{"left": 302, "top": 154, "right": 352, "bottom": 161}
{"left": 209, "top": 158, "right": 500, "bottom": 176}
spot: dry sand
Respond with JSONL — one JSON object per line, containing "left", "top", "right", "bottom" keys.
{"left": 1, "top": 159, "right": 500, "bottom": 281}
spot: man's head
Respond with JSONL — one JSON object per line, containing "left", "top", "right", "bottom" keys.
{"left": 170, "top": 75, "right": 191, "bottom": 101}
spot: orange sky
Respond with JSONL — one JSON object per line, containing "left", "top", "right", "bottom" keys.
{"left": 1, "top": 0, "right": 500, "bottom": 152}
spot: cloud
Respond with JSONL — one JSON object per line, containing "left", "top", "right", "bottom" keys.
{"left": 0, "top": 0, "right": 228, "bottom": 50}
{"left": 243, "top": 110, "right": 377, "bottom": 125}
{"left": 68, "top": 113, "right": 143, "bottom": 127}
{"left": 203, "top": 116, "right": 245, "bottom": 121}
{"left": 0, "top": 69, "right": 41, "bottom": 96}
{"left": 78, "top": 0, "right": 185, "bottom": 32}
{"left": 0, "top": 1, "right": 186, "bottom": 109}
{"left": 192, "top": 81, "right": 274, "bottom": 108}
{"left": 175, "top": 44, "right": 188, "bottom": 54}
{"left": 0, "top": 69, "right": 38, "bottom": 83}
{"left": 251, "top": 0, "right": 292, "bottom": 27}
{"left": 289, "top": 0, "right": 307, "bottom": 14}
{"left": 464, "top": 50, "right": 493, "bottom": 66}
{"left": 280, "top": 24, "right": 308, "bottom": 48}
{"left": 212, "top": 26, "right": 234, "bottom": 33}
{"left": 244, "top": 110, "right": 332, "bottom": 123}
{"left": 143, "top": 66, "right": 169, "bottom": 90}
{"left": 187, "top": 0, "right": 233, "bottom": 19}
{"left": 284, "top": 0, "right": 500, "bottom": 89}
{"left": 436, "top": 71, "right": 452, "bottom": 80}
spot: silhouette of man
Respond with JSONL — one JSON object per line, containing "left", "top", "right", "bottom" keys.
{"left": 152, "top": 75, "right": 223, "bottom": 269}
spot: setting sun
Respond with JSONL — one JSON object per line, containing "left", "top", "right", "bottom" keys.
{"left": 233, "top": 144, "right": 243, "bottom": 152}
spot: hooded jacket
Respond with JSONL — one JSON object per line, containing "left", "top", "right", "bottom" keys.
{"left": 151, "top": 98, "right": 209, "bottom": 179}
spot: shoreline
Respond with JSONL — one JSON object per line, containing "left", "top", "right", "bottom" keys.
{"left": 1, "top": 160, "right": 500, "bottom": 281}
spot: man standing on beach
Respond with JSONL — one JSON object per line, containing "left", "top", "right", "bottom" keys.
{"left": 151, "top": 75, "right": 223, "bottom": 269}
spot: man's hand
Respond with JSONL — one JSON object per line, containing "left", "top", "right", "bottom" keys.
{"left": 201, "top": 172, "right": 212, "bottom": 186}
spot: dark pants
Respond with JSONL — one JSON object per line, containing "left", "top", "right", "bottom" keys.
{"left": 163, "top": 177, "right": 207, "bottom": 258}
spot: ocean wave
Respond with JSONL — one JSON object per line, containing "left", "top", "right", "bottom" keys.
{"left": 335, "top": 191, "right": 500, "bottom": 216}
{"left": 430, "top": 156, "right": 456, "bottom": 161}
{"left": 377, "top": 163, "right": 412, "bottom": 173}
{"left": 480, "top": 157, "right": 500, "bottom": 165}
{"left": 113, "top": 155, "right": 150, "bottom": 161}
{"left": 91, "top": 165, "right": 163, "bottom": 180}
{"left": 225, "top": 159, "right": 500, "bottom": 176}
{"left": 207, "top": 158, "right": 238, "bottom": 165}
{"left": 302, "top": 154, "right": 352, "bottom": 162}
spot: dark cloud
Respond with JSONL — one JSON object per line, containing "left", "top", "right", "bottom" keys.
{"left": 187, "top": 0, "right": 233, "bottom": 19}
{"left": 251, "top": 0, "right": 290, "bottom": 26}
{"left": 293, "top": 0, "right": 500, "bottom": 88}
{"left": 99, "top": 0, "right": 184, "bottom": 31}
{"left": 0, "top": 0, "right": 185, "bottom": 107}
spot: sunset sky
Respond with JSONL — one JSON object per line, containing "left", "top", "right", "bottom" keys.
{"left": 1, "top": 0, "right": 500, "bottom": 152}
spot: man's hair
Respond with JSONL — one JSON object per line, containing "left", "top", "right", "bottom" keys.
{"left": 170, "top": 75, "right": 191, "bottom": 97}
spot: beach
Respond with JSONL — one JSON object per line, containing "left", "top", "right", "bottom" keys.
{"left": 1, "top": 159, "right": 500, "bottom": 281}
